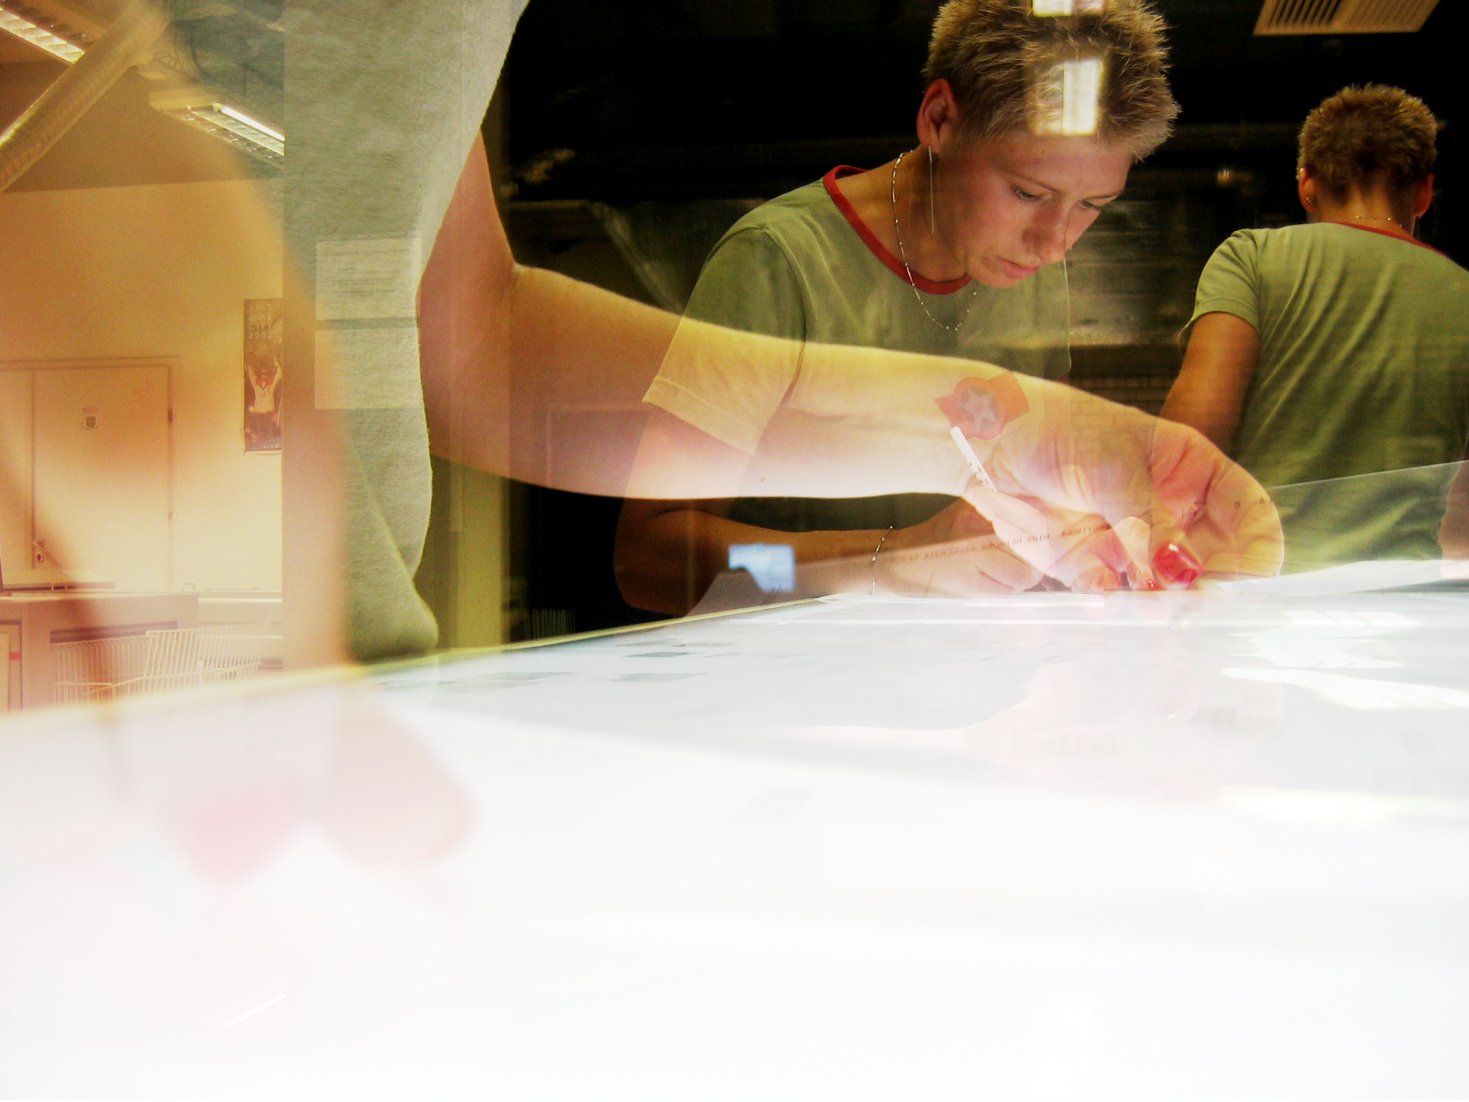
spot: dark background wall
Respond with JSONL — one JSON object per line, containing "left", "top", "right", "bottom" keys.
{"left": 500, "top": 0, "right": 1463, "bottom": 250}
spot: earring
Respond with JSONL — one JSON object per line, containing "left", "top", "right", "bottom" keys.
{"left": 927, "top": 146, "right": 937, "bottom": 236}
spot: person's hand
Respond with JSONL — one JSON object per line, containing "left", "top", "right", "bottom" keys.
{"left": 876, "top": 499, "right": 1043, "bottom": 596}
{"left": 948, "top": 377, "right": 1284, "bottom": 590}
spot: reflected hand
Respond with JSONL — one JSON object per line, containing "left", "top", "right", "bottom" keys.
{"left": 959, "top": 381, "right": 1284, "bottom": 590}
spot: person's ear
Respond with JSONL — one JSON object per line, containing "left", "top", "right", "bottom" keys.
{"left": 1413, "top": 173, "right": 1434, "bottom": 218}
{"left": 917, "top": 79, "right": 961, "bottom": 152}
{"left": 1296, "top": 168, "right": 1317, "bottom": 218}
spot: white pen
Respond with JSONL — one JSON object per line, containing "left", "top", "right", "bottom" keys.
{"left": 948, "top": 424, "right": 998, "bottom": 492}
{"left": 943, "top": 425, "right": 1056, "bottom": 561}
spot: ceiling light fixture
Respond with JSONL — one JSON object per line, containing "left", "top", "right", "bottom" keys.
{"left": 0, "top": 4, "right": 85, "bottom": 62}
{"left": 149, "top": 87, "right": 284, "bottom": 163}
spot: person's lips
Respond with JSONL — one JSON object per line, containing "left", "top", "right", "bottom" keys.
{"left": 997, "top": 258, "right": 1039, "bottom": 280}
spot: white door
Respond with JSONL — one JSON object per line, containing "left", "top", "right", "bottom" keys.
{"left": 31, "top": 363, "right": 172, "bottom": 591}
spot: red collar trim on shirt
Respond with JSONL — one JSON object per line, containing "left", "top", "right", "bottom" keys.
{"left": 1326, "top": 220, "right": 1450, "bottom": 256}
{"left": 822, "top": 165, "right": 973, "bottom": 295}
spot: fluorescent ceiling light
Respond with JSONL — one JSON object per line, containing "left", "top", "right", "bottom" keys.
{"left": 217, "top": 103, "right": 283, "bottom": 145}
{"left": 0, "top": 6, "right": 84, "bottom": 62}
{"left": 1032, "top": 0, "right": 1105, "bottom": 14}
{"left": 149, "top": 87, "right": 285, "bottom": 163}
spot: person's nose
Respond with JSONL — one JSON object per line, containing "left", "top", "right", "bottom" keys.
{"left": 1027, "top": 207, "right": 1071, "bottom": 265}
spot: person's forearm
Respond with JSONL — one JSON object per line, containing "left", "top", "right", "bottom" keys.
{"left": 614, "top": 506, "right": 725, "bottom": 615}
{"left": 1160, "top": 313, "right": 1259, "bottom": 454}
{"left": 1160, "top": 374, "right": 1238, "bottom": 453}
{"left": 431, "top": 257, "right": 960, "bottom": 499}
{"left": 422, "top": 260, "right": 679, "bottom": 495}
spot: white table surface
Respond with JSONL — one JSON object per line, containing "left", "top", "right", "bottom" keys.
{"left": 2, "top": 585, "right": 1467, "bottom": 1099}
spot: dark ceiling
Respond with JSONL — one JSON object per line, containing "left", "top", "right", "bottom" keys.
{"left": 7, "top": 1, "right": 1455, "bottom": 251}
{"left": 502, "top": 0, "right": 1465, "bottom": 255}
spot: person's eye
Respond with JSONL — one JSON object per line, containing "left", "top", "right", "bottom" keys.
{"left": 1080, "top": 199, "right": 1106, "bottom": 213}
{"left": 1011, "top": 186, "right": 1044, "bottom": 202}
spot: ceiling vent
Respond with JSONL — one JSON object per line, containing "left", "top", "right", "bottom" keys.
{"left": 1255, "top": 0, "right": 1440, "bottom": 35}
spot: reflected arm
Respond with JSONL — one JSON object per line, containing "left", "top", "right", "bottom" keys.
{"left": 418, "top": 136, "right": 969, "bottom": 501}
{"left": 419, "top": 138, "right": 1283, "bottom": 587}
{"left": 418, "top": 135, "right": 680, "bottom": 496}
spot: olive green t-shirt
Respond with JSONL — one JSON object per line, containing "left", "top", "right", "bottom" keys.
{"left": 675, "top": 167, "right": 1071, "bottom": 532}
{"left": 1189, "top": 223, "right": 1469, "bottom": 569}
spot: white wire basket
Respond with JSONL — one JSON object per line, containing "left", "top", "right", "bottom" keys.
{"left": 51, "top": 624, "right": 275, "bottom": 705}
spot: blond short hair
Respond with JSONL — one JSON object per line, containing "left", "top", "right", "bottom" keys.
{"left": 924, "top": 0, "right": 1178, "bottom": 160}
{"left": 1298, "top": 84, "right": 1439, "bottom": 198}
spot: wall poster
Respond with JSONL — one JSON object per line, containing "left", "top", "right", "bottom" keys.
{"left": 243, "top": 298, "right": 283, "bottom": 452}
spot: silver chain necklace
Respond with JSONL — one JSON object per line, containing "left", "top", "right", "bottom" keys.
{"left": 890, "top": 150, "right": 978, "bottom": 333}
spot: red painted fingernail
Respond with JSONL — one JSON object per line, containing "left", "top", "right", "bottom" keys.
{"left": 1154, "top": 542, "right": 1202, "bottom": 586}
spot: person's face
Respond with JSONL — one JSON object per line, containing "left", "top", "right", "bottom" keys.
{"left": 937, "top": 132, "right": 1132, "bottom": 288}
